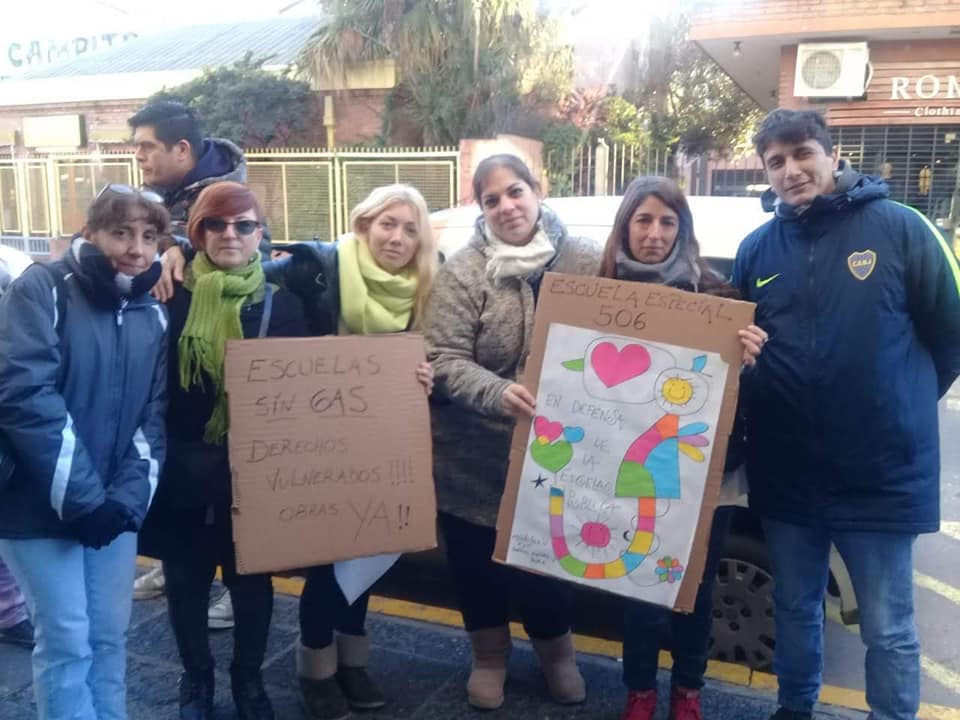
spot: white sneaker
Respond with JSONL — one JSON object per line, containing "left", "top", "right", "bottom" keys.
{"left": 133, "top": 566, "right": 165, "bottom": 600}
{"left": 208, "top": 590, "right": 234, "bottom": 630}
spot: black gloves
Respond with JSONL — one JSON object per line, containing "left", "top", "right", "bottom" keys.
{"left": 68, "top": 499, "right": 135, "bottom": 549}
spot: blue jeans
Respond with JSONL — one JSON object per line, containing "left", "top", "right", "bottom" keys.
{"left": 762, "top": 519, "right": 919, "bottom": 720}
{"left": 622, "top": 506, "right": 733, "bottom": 691}
{"left": 0, "top": 532, "right": 137, "bottom": 720}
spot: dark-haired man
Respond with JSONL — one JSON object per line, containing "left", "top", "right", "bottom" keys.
{"left": 128, "top": 101, "right": 248, "bottom": 240}
{"left": 733, "top": 108, "right": 960, "bottom": 720}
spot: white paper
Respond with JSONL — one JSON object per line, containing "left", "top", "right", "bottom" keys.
{"left": 504, "top": 323, "right": 728, "bottom": 608}
{"left": 334, "top": 553, "right": 400, "bottom": 605}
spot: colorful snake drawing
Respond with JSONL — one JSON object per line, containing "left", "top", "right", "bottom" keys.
{"left": 546, "top": 350, "right": 711, "bottom": 579}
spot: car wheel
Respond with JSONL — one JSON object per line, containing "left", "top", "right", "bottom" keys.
{"left": 709, "top": 534, "right": 776, "bottom": 671}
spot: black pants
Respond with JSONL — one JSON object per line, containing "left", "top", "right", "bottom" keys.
{"left": 621, "top": 506, "right": 734, "bottom": 691}
{"left": 299, "top": 563, "right": 370, "bottom": 649}
{"left": 162, "top": 505, "right": 273, "bottom": 676}
{"left": 439, "top": 512, "right": 572, "bottom": 639}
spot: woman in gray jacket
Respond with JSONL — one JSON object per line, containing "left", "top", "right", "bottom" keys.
{"left": 425, "top": 154, "right": 601, "bottom": 710}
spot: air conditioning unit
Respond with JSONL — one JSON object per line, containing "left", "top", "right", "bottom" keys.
{"left": 794, "top": 42, "right": 870, "bottom": 98}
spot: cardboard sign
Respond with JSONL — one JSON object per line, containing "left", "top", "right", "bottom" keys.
{"left": 224, "top": 334, "right": 437, "bottom": 574}
{"left": 494, "top": 273, "right": 755, "bottom": 612}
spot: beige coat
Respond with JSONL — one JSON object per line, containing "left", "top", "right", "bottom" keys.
{"left": 425, "top": 209, "right": 601, "bottom": 526}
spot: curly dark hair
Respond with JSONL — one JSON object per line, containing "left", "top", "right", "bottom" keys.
{"left": 753, "top": 109, "right": 833, "bottom": 159}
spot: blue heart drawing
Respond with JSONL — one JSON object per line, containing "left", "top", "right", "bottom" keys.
{"left": 563, "top": 426, "right": 585, "bottom": 443}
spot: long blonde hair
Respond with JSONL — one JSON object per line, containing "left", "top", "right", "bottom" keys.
{"left": 349, "top": 184, "right": 437, "bottom": 328}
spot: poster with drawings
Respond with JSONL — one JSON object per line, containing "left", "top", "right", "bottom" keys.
{"left": 494, "top": 273, "right": 754, "bottom": 612}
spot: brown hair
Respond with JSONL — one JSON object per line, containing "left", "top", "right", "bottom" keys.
{"left": 186, "top": 181, "right": 263, "bottom": 249}
{"left": 599, "top": 176, "right": 738, "bottom": 298}
{"left": 86, "top": 191, "right": 171, "bottom": 237}
{"left": 472, "top": 154, "right": 540, "bottom": 205}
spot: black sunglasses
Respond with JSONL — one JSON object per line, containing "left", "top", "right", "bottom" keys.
{"left": 96, "top": 183, "right": 163, "bottom": 205}
{"left": 201, "top": 217, "right": 261, "bottom": 236}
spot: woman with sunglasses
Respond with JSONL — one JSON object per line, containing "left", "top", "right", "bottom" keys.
{"left": 139, "top": 181, "right": 307, "bottom": 720}
{"left": 263, "top": 184, "right": 436, "bottom": 720}
{"left": 0, "top": 184, "right": 169, "bottom": 720}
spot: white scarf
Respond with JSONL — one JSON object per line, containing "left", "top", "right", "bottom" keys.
{"left": 482, "top": 220, "right": 556, "bottom": 285}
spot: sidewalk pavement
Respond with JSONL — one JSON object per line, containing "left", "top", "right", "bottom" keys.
{"left": 0, "top": 581, "right": 868, "bottom": 720}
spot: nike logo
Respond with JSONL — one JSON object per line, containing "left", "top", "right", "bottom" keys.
{"left": 756, "top": 273, "right": 780, "bottom": 288}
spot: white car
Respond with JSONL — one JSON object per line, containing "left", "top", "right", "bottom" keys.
{"left": 0, "top": 244, "right": 34, "bottom": 282}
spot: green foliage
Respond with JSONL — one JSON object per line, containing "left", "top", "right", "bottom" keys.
{"left": 628, "top": 14, "right": 762, "bottom": 156}
{"left": 150, "top": 54, "right": 314, "bottom": 147}
{"left": 600, "top": 96, "right": 649, "bottom": 146}
{"left": 302, "top": 0, "right": 573, "bottom": 144}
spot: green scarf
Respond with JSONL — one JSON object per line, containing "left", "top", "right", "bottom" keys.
{"left": 338, "top": 234, "right": 417, "bottom": 334}
{"left": 178, "top": 252, "right": 265, "bottom": 443}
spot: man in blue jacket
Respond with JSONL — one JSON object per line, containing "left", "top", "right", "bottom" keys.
{"left": 733, "top": 109, "right": 960, "bottom": 720}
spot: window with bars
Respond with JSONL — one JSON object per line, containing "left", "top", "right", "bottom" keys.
{"left": 832, "top": 125, "right": 960, "bottom": 227}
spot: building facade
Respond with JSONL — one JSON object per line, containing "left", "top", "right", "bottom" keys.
{"left": 691, "top": 0, "right": 960, "bottom": 235}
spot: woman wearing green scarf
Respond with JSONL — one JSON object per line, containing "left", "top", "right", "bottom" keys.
{"left": 262, "top": 184, "right": 437, "bottom": 720}
{"left": 139, "top": 181, "right": 308, "bottom": 720}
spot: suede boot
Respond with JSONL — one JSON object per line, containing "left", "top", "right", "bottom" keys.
{"left": 531, "top": 632, "right": 586, "bottom": 705}
{"left": 297, "top": 640, "right": 351, "bottom": 720}
{"left": 336, "top": 632, "right": 385, "bottom": 710}
{"left": 466, "top": 625, "right": 512, "bottom": 710}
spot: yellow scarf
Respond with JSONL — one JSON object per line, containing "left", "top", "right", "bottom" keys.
{"left": 338, "top": 234, "right": 417, "bottom": 334}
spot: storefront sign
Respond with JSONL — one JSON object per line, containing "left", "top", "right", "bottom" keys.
{"left": 1, "top": 32, "right": 138, "bottom": 78}
{"left": 881, "top": 72, "right": 960, "bottom": 120}
{"left": 890, "top": 74, "right": 960, "bottom": 101}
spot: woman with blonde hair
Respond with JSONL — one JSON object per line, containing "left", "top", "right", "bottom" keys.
{"left": 266, "top": 183, "right": 437, "bottom": 337}
{"left": 263, "top": 183, "right": 437, "bottom": 720}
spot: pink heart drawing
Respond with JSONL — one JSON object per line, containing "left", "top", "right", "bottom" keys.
{"left": 533, "top": 416, "right": 564, "bottom": 443}
{"left": 590, "top": 342, "right": 652, "bottom": 388}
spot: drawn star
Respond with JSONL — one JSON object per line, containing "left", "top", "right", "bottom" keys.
{"left": 532, "top": 475, "right": 549, "bottom": 488}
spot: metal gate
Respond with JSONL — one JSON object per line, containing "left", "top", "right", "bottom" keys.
{"left": 545, "top": 139, "right": 675, "bottom": 197}
{"left": 1, "top": 146, "right": 460, "bottom": 253}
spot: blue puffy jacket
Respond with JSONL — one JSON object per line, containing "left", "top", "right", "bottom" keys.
{"left": 732, "top": 167, "right": 960, "bottom": 533}
{"left": 0, "top": 249, "right": 168, "bottom": 539}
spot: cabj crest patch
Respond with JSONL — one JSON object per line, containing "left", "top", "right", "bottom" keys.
{"left": 847, "top": 250, "right": 876, "bottom": 281}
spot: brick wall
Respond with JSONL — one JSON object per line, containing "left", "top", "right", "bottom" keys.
{"left": 696, "top": 0, "right": 960, "bottom": 22}
{"left": 778, "top": 39, "right": 960, "bottom": 125}
{"left": 0, "top": 91, "right": 398, "bottom": 151}
{"left": 691, "top": 0, "right": 960, "bottom": 38}
{"left": 0, "top": 99, "right": 142, "bottom": 148}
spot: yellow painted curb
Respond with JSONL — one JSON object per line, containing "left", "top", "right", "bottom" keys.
{"left": 136, "top": 558, "right": 960, "bottom": 717}
{"left": 749, "top": 671, "right": 778, "bottom": 691}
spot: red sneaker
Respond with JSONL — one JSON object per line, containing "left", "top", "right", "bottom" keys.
{"left": 669, "top": 687, "right": 703, "bottom": 720}
{"left": 620, "top": 689, "right": 657, "bottom": 720}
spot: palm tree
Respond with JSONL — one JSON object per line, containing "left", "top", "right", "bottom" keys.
{"left": 299, "top": 0, "right": 567, "bottom": 144}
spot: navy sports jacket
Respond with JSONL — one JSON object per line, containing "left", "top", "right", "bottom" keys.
{"left": 733, "top": 168, "right": 960, "bottom": 533}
